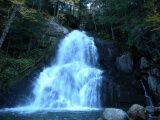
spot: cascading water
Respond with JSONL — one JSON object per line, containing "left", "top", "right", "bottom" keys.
{"left": 140, "top": 80, "right": 153, "bottom": 106}
{"left": 29, "top": 30, "right": 103, "bottom": 109}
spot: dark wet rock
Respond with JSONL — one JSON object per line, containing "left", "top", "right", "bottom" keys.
{"left": 140, "top": 57, "right": 149, "bottom": 69}
{"left": 116, "top": 54, "right": 133, "bottom": 73}
{"left": 151, "top": 69, "right": 160, "bottom": 77}
{"left": 128, "top": 104, "right": 147, "bottom": 120}
{"left": 147, "top": 116, "right": 160, "bottom": 120}
{"left": 148, "top": 76, "right": 160, "bottom": 103}
{"left": 95, "top": 38, "right": 146, "bottom": 108}
{"left": 145, "top": 106, "right": 156, "bottom": 116}
{"left": 145, "top": 106, "right": 160, "bottom": 116}
{"left": 94, "top": 38, "right": 119, "bottom": 72}
{"left": 148, "top": 76, "right": 158, "bottom": 94}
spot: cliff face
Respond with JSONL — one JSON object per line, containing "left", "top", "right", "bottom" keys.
{"left": 95, "top": 29, "right": 160, "bottom": 107}
{"left": 132, "top": 30, "right": 160, "bottom": 106}
{"left": 94, "top": 38, "right": 147, "bottom": 108}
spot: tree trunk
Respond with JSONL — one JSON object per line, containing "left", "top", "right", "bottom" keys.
{"left": 111, "top": 24, "right": 115, "bottom": 40}
{"left": 0, "top": 5, "right": 19, "bottom": 48}
{"left": 56, "top": 1, "right": 60, "bottom": 23}
{"left": 54, "top": 2, "right": 57, "bottom": 16}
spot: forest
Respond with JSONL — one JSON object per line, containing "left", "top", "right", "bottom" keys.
{"left": 0, "top": 0, "right": 160, "bottom": 103}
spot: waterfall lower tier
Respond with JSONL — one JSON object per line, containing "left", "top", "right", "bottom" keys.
{"left": 140, "top": 80, "right": 153, "bottom": 106}
{"left": 29, "top": 30, "right": 103, "bottom": 109}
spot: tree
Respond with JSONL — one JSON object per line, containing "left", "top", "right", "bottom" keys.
{"left": 0, "top": 0, "right": 24, "bottom": 48}
{"left": 0, "top": 5, "right": 19, "bottom": 48}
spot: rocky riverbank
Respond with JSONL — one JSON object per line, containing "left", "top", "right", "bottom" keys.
{"left": 99, "top": 104, "right": 160, "bottom": 120}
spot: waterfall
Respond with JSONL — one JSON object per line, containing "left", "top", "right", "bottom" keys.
{"left": 140, "top": 80, "right": 153, "bottom": 106}
{"left": 29, "top": 30, "right": 103, "bottom": 109}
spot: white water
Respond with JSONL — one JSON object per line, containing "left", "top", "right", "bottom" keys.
{"left": 140, "top": 80, "right": 153, "bottom": 106}
{"left": 28, "top": 30, "right": 102, "bottom": 109}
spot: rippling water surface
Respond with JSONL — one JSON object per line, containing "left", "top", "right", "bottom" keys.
{"left": 0, "top": 108, "right": 103, "bottom": 120}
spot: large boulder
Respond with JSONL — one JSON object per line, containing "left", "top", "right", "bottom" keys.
{"left": 116, "top": 53, "right": 133, "bottom": 73}
{"left": 128, "top": 104, "right": 147, "bottom": 120}
{"left": 101, "top": 108, "right": 129, "bottom": 120}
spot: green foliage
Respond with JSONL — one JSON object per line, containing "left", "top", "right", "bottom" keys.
{"left": 0, "top": 53, "right": 34, "bottom": 79}
{"left": 5, "top": 11, "right": 46, "bottom": 52}
{"left": 0, "top": 0, "right": 12, "bottom": 30}
{"left": 0, "top": 0, "right": 62, "bottom": 90}
{"left": 59, "top": 13, "right": 67, "bottom": 24}
{"left": 144, "top": 0, "right": 160, "bottom": 31}
{"left": 95, "top": 15, "right": 119, "bottom": 25}
{"left": 60, "top": 0, "right": 80, "bottom": 5}
{"left": 0, "top": 37, "right": 60, "bottom": 89}
{"left": 91, "top": 0, "right": 160, "bottom": 51}
{"left": 25, "top": 0, "right": 53, "bottom": 14}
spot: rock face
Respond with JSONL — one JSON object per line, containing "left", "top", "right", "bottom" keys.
{"left": 147, "top": 76, "right": 160, "bottom": 104}
{"left": 94, "top": 38, "right": 146, "bottom": 108}
{"left": 148, "top": 76, "right": 158, "bottom": 94}
{"left": 101, "top": 108, "right": 129, "bottom": 120}
{"left": 128, "top": 104, "right": 147, "bottom": 120}
{"left": 133, "top": 30, "right": 160, "bottom": 105}
{"left": 95, "top": 30, "right": 160, "bottom": 107}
